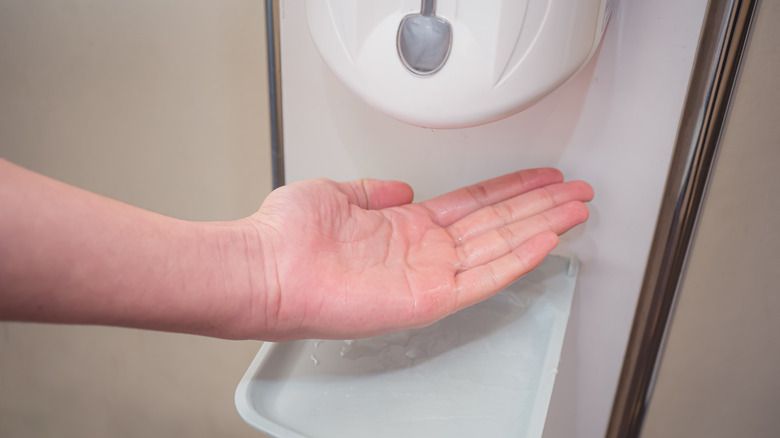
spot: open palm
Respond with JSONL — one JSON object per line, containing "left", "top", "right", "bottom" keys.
{"left": 249, "top": 168, "right": 592, "bottom": 340}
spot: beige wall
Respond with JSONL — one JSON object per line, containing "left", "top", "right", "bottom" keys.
{"left": 0, "top": 1, "right": 271, "bottom": 436}
{"left": 642, "top": 1, "right": 780, "bottom": 437}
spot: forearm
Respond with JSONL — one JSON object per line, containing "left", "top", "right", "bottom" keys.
{"left": 0, "top": 159, "right": 265, "bottom": 339}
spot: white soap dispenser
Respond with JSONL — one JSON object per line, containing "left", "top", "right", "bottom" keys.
{"left": 305, "top": 0, "right": 614, "bottom": 128}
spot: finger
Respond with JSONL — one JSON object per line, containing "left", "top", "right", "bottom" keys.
{"left": 454, "top": 231, "right": 559, "bottom": 310}
{"left": 421, "top": 168, "right": 564, "bottom": 227}
{"left": 447, "top": 180, "right": 594, "bottom": 243}
{"left": 337, "top": 179, "right": 414, "bottom": 209}
{"left": 456, "top": 201, "right": 589, "bottom": 270}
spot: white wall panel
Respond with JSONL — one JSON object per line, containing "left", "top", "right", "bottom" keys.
{"left": 279, "top": 1, "right": 708, "bottom": 435}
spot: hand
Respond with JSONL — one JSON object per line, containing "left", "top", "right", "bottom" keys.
{"left": 246, "top": 168, "right": 593, "bottom": 340}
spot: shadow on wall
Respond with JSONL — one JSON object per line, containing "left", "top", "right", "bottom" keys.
{"left": 316, "top": 37, "right": 616, "bottom": 203}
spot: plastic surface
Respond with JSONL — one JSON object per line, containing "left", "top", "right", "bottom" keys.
{"left": 235, "top": 255, "right": 578, "bottom": 438}
{"left": 280, "top": 1, "right": 710, "bottom": 434}
{"left": 305, "top": 0, "right": 612, "bottom": 128}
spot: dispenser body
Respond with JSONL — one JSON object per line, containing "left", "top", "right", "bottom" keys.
{"left": 306, "top": 0, "right": 614, "bottom": 128}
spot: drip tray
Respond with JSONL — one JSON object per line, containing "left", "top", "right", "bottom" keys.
{"left": 235, "top": 255, "right": 578, "bottom": 438}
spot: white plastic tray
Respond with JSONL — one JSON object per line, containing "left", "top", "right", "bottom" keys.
{"left": 235, "top": 255, "right": 578, "bottom": 438}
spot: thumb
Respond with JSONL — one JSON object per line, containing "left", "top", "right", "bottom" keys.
{"left": 338, "top": 179, "right": 414, "bottom": 209}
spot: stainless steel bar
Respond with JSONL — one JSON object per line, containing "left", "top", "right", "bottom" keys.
{"left": 606, "top": 1, "right": 759, "bottom": 436}
{"left": 265, "top": 0, "right": 285, "bottom": 189}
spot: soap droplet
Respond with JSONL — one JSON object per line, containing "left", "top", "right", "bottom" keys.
{"left": 313, "top": 340, "right": 322, "bottom": 349}
{"left": 310, "top": 354, "right": 319, "bottom": 366}
{"left": 339, "top": 340, "right": 355, "bottom": 358}
{"left": 405, "top": 347, "right": 420, "bottom": 359}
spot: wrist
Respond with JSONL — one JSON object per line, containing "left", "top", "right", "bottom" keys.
{"left": 195, "top": 217, "right": 278, "bottom": 340}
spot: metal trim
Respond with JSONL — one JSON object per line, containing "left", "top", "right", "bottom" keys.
{"left": 607, "top": 1, "right": 759, "bottom": 436}
{"left": 265, "top": 0, "right": 285, "bottom": 189}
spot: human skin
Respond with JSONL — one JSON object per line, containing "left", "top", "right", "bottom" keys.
{"left": 0, "top": 159, "right": 593, "bottom": 340}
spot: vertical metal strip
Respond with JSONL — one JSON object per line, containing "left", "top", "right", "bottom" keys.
{"left": 606, "top": 1, "right": 759, "bottom": 436}
{"left": 265, "top": 0, "right": 285, "bottom": 188}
